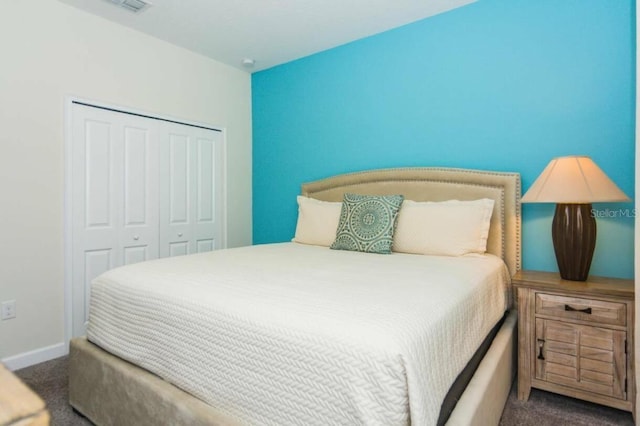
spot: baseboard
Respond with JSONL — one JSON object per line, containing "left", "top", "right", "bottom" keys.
{"left": 2, "top": 342, "right": 68, "bottom": 371}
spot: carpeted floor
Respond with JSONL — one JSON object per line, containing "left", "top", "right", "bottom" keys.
{"left": 14, "top": 356, "right": 635, "bottom": 425}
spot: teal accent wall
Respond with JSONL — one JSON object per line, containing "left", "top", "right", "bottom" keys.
{"left": 252, "top": 0, "right": 635, "bottom": 278}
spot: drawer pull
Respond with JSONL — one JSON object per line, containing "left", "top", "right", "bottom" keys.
{"left": 537, "top": 339, "right": 545, "bottom": 360}
{"left": 564, "top": 304, "right": 592, "bottom": 314}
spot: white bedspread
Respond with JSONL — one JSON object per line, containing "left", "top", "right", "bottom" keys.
{"left": 87, "top": 243, "right": 509, "bottom": 426}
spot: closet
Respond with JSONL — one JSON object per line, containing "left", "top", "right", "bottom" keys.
{"left": 69, "top": 102, "right": 224, "bottom": 337}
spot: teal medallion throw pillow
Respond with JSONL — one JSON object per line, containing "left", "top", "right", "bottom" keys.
{"left": 330, "top": 193, "right": 404, "bottom": 254}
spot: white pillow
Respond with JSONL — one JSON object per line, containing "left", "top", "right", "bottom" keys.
{"left": 393, "top": 199, "right": 495, "bottom": 256}
{"left": 292, "top": 196, "right": 342, "bottom": 247}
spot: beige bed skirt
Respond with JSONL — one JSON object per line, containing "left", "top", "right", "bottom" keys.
{"left": 69, "top": 311, "right": 516, "bottom": 426}
{"left": 68, "top": 337, "right": 240, "bottom": 426}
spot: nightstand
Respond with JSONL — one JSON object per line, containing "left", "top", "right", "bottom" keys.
{"left": 513, "top": 270, "right": 635, "bottom": 415}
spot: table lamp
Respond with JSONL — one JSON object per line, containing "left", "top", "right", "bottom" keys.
{"left": 521, "top": 156, "right": 630, "bottom": 281}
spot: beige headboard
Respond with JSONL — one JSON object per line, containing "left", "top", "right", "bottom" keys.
{"left": 301, "top": 167, "right": 522, "bottom": 277}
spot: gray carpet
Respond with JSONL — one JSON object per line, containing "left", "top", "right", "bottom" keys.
{"left": 14, "top": 356, "right": 635, "bottom": 425}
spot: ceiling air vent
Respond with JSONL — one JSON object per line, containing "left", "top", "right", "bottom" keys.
{"left": 107, "top": 0, "right": 152, "bottom": 13}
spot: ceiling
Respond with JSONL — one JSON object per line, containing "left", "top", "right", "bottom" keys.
{"left": 58, "top": 0, "right": 475, "bottom": 73}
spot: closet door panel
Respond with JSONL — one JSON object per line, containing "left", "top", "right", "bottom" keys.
{"left": 80, "top": 117, "right": 119, "bottom": 250}
{"left": 169, "top": 242, "right": 189, "bottom": 257}
{"left": 123, "top": 246, "right": 148, "bottom": 265}
{"left": 168, "top": 133, "right": 190, "bottom": 224}
{"left": 159, "top": 123, "right": 222, "bottom": 257}
{"left": 196, "top": 240, "right": 214, "bottom": 252}
{"left": 123, "top": 127, "right": 149, "bottom": 225}
{"left": 71, "top": 106, "right": 121, "bottom": 336}
{"left": 119, "top": 123, "right": 159, "bottom": 266}
{"left": 84, "top": 121, "right": 113, "bottom": 228}
{"left": 83, "top": 249, "right": 113, "bottom": 324}
{"left": 193, "top": 132, "right": 218, "bottom": 253}
{"left": 71, "top": 104, "right": 160, "bottom": 337}
{"left": 160, "top": 129, "right": 192, "bottom": 257}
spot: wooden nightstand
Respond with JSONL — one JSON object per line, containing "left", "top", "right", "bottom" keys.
{"left": 513, "top": 270, "right": 635, "bottom": 415}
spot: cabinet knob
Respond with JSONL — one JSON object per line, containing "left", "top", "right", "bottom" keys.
{"left": 133, "top": 235, "right": 139, "bottom": 241}
{"left": 178, "top": 233, "right": 183, "bottom": 237}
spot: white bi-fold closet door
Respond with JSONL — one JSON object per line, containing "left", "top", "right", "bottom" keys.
{"left": 69, "top": 102, "right": 224, "bottom": 337}
{"left": 159, "top": 121, "right": 220, "bottom": 257}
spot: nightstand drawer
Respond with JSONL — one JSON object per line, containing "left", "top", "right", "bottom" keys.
{"left": 536, "top": 293, "right": 626, "bottom": 326}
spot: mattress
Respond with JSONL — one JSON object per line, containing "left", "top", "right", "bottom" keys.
{"left": 87, "top": 242, "right": 510, "bottom": 426}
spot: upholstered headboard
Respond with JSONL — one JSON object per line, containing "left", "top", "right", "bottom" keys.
{"left": 301, "top": 167, "right": 522, "bottom": 277}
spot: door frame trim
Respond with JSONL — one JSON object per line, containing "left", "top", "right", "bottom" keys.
{"left": 63, "top": 96, "right": 228, "bottom": 349}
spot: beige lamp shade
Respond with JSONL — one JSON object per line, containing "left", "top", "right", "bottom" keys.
{"left": 521, "top": 156, "right": 630, "bottom": 204}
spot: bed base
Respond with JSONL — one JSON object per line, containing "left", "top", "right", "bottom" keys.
{"left": 69, "top": 310, "right": 516, "bottom": 426}
{"left": 445, "top": 310, "right": 517, "bottom": 425}
{"left": 68, "top": 337, "right": 239, "bottom": 426}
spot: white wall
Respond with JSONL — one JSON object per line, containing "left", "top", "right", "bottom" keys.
{"left": 0, "top": 1, "right": 252, "bottom": 364}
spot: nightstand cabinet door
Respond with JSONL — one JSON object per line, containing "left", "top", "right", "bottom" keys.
{"left": 535, "top": 318, "right": 627, "bottom": 400}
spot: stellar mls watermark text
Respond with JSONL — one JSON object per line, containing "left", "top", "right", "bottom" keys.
{"left": 591, "top": 208, "right": 637, "bottom": 218}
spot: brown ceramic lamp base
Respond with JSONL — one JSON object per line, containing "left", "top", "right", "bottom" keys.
{"left": 551, "top": 203, "right": 596, "bottom": 281}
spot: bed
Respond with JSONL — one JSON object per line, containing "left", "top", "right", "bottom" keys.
{"left": 69, "top": 167, "right": 522, "bottom": 426}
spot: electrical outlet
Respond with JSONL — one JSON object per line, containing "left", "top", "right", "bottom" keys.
{"left": 1, "top": 300, "right": 16, "bottom": 320}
